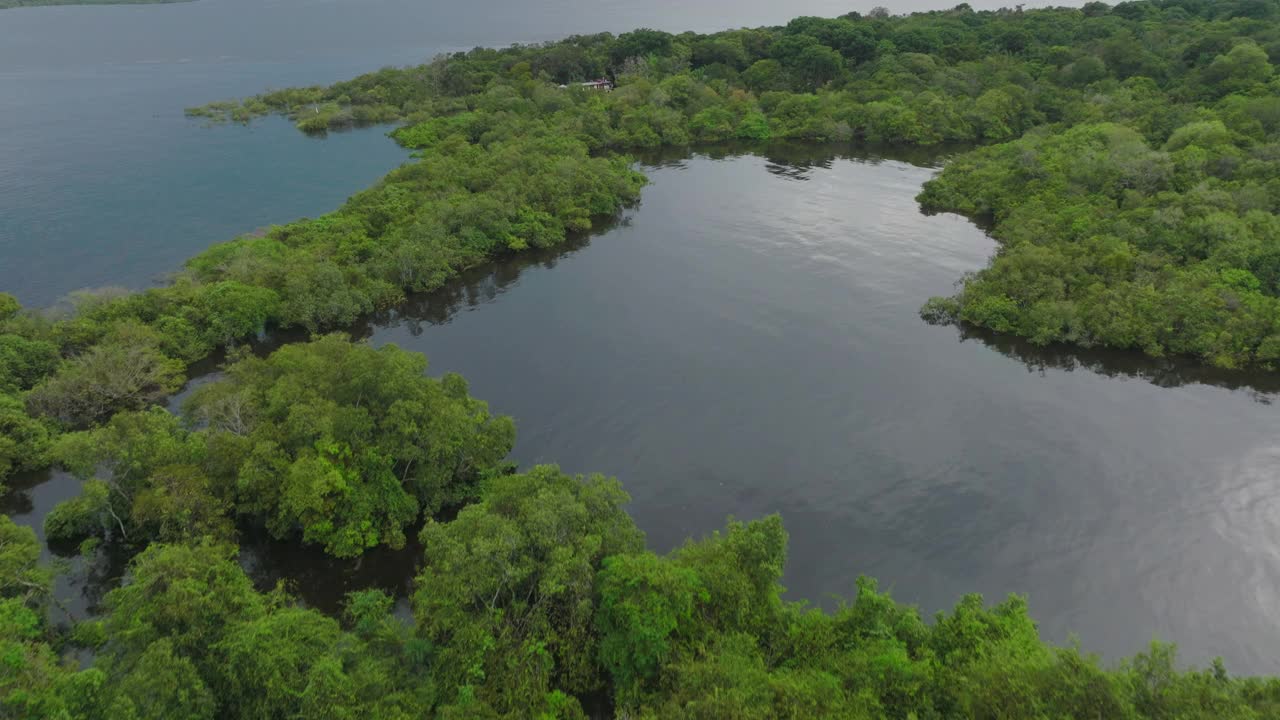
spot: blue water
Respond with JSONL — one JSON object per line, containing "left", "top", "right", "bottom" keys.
{"left": 0, "top": 54, "right": 417, "bottom": 306}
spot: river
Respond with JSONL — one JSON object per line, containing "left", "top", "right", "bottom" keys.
{"left": 4, "top": 0, "right": 1280, "bottom": 678}
{"left": 359, "top": 145, "right": 1280, "bottom": 674}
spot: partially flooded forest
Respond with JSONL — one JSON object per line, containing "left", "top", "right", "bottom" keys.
{"left": 7, "top": 2, "right": 1280, "bottom": 718}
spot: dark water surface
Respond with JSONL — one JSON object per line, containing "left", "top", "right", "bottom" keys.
{"left": 355, "top": 146, "right": 1280, "bottom": 675}
{"left": 6, "top": 0, "right": 1280, "bottom": 681}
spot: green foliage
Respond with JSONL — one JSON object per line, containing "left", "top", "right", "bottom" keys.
{"left": 0, "top": 595, "right": 107, "bottom": 720}
{"left": 193, "top": 281, "right": 278, "bottom": 347}
{"left": 37, "top": 334, "right": 516, "bottom": 557}
{"left": 0, "top": 516, "right": 52, "bottom": 605}
{"left": 920, "top": 117, "right": 1280, "bottom": 366}
{"left": 0, "top": 293, "right": 19, "bottom": 321}
{"left": 84, "top": 542, "right": 436, "bottom": 719}
{"left": 109, "top": 639, "right": 216, "bottom": 720}
{"left": 173, "top": 0, "right": 1280, "bottom": 368}
{"left": 0, "top": 395, "right": 52, "bottom": 483}
{"left": 187, "top": 334, "right": 515, "bottom": 556}
{"left": 4, "top": 0, "right": 1265, "bottom": 501}
{"left": 99, "top": 542, "right": 266, "bottom": 664}
{"left": 646, "top": 632, "right": 861, "bottom": 720}
{"left": 9, "top": 501, "right": 1280, "bottom": 719}
{"left": 48, "top": 408, "right": 217, "bottom": 545}
{"left": 0, "top": 0, "right": 190, "bottom": 8}
{"left": 414, "top": 466, "right": 644, "bottom": 714}
{"left": 0, "top": 334, "right": 59, "bottom": 394}
{"left": 43, "top": 478, "right": 112, "bottom": 544}
{"left": 596, "top": 552, "right": 705, "bottom": 702}
{"left": 1203, "top": 41, "right": 1273, "bottom": 97}
{"left": 216, "top": 607, "right": 343, "bottom": 718}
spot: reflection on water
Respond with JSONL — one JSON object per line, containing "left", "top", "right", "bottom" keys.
{"left": 369, "top": 143, "right": 1280, "bottom": 402}
{"left": 953, "top": 324, "right": 1280, "bottom": 401}
{"left": 14, "top": 146, "right": 1280, "bottom": 678}
{"left": 357, "top": 146, "right": 1280, "bottom": 676}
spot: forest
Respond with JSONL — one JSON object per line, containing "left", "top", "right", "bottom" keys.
{"left": 7, "top": 1, "right": 1280, "bottom": 717}
{"left": 189, "top": 0, "right": 1280, "bottom": 369}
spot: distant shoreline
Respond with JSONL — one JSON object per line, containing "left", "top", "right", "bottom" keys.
{"left": 0, "top": 0, "right": 195, "bottom": 9}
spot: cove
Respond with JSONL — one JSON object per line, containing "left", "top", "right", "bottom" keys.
{"left": 11, "top": 143, "right": 1280, "bottom": 677}
{"left": 353, "top": 145, "right": 1280, "bottom": 676}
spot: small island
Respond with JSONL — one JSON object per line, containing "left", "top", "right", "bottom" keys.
{"left": 0, "top": 0, "right": 193, "bottom": 9}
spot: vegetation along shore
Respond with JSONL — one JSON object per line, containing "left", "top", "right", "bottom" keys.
{"left": 0, "top": 1, "right": 192, "bottom": 10}
{"left": 6, "top": 2, "right": 1280, "bottom": 717}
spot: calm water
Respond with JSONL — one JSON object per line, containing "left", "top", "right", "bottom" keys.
{"left": 0, "top": 0, "right": 1031, "bottom": 306}
{"left": 5, "top": 0, "right": 1280, "bottom": 679}
{"left": 347, "top": 147, "right": 1280, "bottom": 675}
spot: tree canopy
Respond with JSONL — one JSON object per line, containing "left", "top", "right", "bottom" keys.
{"left": 6, "top": 489, "right": 1280, "bottom": 718}
{"left": 43, "top": 335, "right": 514, "bottom": 557}
{"left": 7, "top": 2, "right": 1280, "bottom": 717}
{"left": 5, "top": 0, "right": 1280, "bottom": 489}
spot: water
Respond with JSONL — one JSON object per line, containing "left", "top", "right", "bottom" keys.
{"left": 5, "top": 0, "right": 1280, "bottom": 680}
{"left": 344, "top": 146, "right": 1280, "bottom": 675}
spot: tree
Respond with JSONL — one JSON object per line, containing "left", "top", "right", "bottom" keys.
{"left": 49, "top": 408, "right": 212, "bottom": 544}
{"left": 186, "top": 335, "right": 515, "bottom": 556}
{"left": 793, "top": 45, "right": 844, "bottom": 89}
{"left": 784, "top": 17, "right": 877, "bottom": 63}
{"left": 596, "top": 552, "right": 705, "bottom": 704}
{"left": 278, "top": 258, "right": 375, "bottom": 332}
{"left": 691, "top": 38, "right": 747, "bottom": 70}
{"left": 769, "top": 34, "right": 819, "bottom": 65}
{"left": 669, "top": 516, "right": 788, "bottom": 639}
{"left": 108, "top": 639, "right": 216, "bottom": 720}
{"left": 0, "top": 516, "right": 52, "bottom": 604}
{"left": 14, "top": 7, "right": 1280, "bottom": 716}
{"left": 0, "top": 395, "right": 52, "bottom": 483}
{"left": 194, "top": 280, "right": 279, "bottom": 347}
{"left": 26, "top": 322, "right": 184, "bottom": 427}
{"left": 0, "top": 334, "right": 60, "bottom": 393}
{"left": 414, "top": 466, "right": 644, "bottom": 713}
{"left": 1203, "top": 41, "right": 1273, "bottom": 96}
{"left": 0, "top": 596, "right": 106, "bottom": 719}
{"left": 611, "top": 29, "right": 675, "bottom": 66}
{"left": 44, "top": 478, "right": 115, "bottom": 544}
{"left": 98, "top": 542, "right": 265, "bottom": 666}
{"left": 741, "top": 59, "right": 789, "bottom": 93}
{"left": 129, "top": 463, "right": 233, "bottom": 543}
{"left": 298, "top": 656, "right": 360, "bottom": 720}
{"left": 646, "top": 633, "right": 854, "bottom": 719}
{"left": 1063, "top": 55, "right": 1108, "bottom": 86}
{"left": 216, "top": 608, "right": 345, "bottom": 719}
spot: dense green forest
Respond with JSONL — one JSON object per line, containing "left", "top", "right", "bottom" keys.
{"left": 7, "top": 1, "right": 1280, "bottom": 717}
{"left": 189, "top": 0, "right": 1280, "bottom": 369}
